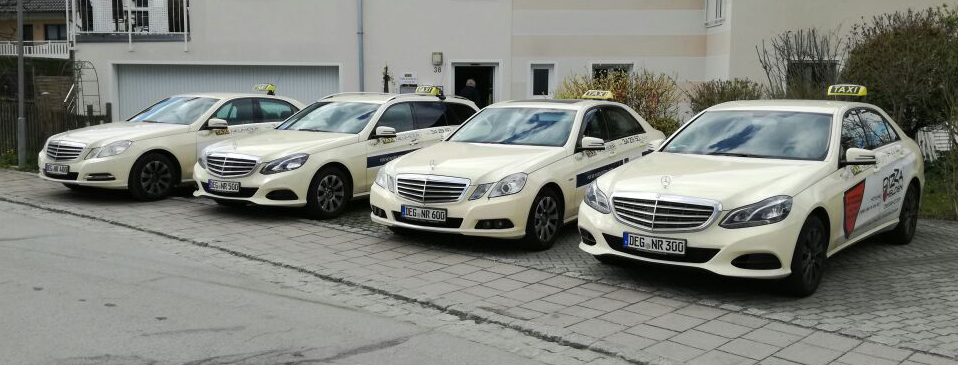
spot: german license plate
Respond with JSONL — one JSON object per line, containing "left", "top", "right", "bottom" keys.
{"left": 44, "top": 164, "right": 69, "bottom": 175}
{"left": 208, "top": 179, "right": 240, "bottom": 193}
{"left": 623, "top": 232, "right": 686, "bottom": 255}
{"left": 401, "top": 205, "right": 447, "bottom": 222}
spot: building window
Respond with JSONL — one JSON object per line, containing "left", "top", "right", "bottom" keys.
{"left": 21, "top": 24, "right": 34, "bottom": 41}
{"left": 44, "top": 24, "right": 67, "bottom": 41}
{"left": 706, "top": 0, "right": 725, "bottom": 27}
{"left": 592, "top": 63, "right": 632, "bottom": 80}
{"left": 530, "top": 64, "right": 554, "bottom": 97}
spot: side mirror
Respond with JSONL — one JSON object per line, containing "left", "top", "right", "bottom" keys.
{"left": 841, "top": 148, "right": 877, "bottom": 167}
{"left": 643, "top": 139, "right": 663, "bottom": 156}
{"left": 577, "top": 136, "right": 606, "bottom": 152}
{"left": 206, "top": 118, "right": 229, "bottom": 130}
{"left": 372, "top": 126, "right": 397, "bottom": 139}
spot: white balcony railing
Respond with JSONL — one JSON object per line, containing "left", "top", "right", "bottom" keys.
{"left": 0, "top": 41, "right": 71, "bottom": 59}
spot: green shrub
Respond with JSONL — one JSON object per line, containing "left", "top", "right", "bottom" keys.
{"left": 556, "top": 70, "right": 682, "bottom": 135}
{"left": 686, "top": 79, "right": 765, "bottom": 114}
{"left": 842, "top": 6, "right": 958, "bottom": 137}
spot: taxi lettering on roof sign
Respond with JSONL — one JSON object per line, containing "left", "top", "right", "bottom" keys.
{"left": 827, "top": 84, "right": 867, "bottom": 97}
{"left": 415, "top": 85, "right": 441, "bottom": 95}
{"left": 253, "top": 83, "right": 276, "bottom": 92}
{"left": 582, "top": 90, "right": 614, "bottom": 100}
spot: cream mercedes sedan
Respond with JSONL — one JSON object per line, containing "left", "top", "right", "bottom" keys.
{"left": 578, "top": 99, "right": 924, "bottom": 296}
{"left": 38, "top": 93, "right": 304, "bottom": 200}
{"left": 370, "top": 95, "right": 665, "bottom": 250}
{"left": 193, "top": 92, "right": 479, "bottom": 219}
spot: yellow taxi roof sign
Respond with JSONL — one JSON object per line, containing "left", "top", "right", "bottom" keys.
{"left": 415, "top": 85, "right": 442, "bottom": 96}
{"left": 827, "top": 84, "right": 867, "bottom": 97}
{"left": 582, "top": 90, "right": 614, "bottom": 100}
{"left": 253, "top": 83, "right": 276, "bottom": 92}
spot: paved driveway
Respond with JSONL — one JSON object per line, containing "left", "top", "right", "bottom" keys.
{"left": 2, "top": 170, "right": 956, "bottom": 365}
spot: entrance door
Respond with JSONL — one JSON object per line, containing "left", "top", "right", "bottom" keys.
{"left": 453, "top": 64, "right": 495, "bottom": 108}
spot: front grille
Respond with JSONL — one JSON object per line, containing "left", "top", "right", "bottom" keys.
{"left": 46, "top": 140, "right": 85, "bottom": 161}
{"left": 206, "top": 153, "right": 260, "bottom": 178}
{"left": 612, "top": 193, "right": 720, "bottom": 232}
{"left": 395, "top": 174, "right": 470, "bottom": 204}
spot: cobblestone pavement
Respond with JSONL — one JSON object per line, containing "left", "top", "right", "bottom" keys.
{"left": 3, "top": 169, "right": 957, "bottom": 365}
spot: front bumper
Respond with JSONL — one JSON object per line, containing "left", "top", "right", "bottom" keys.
{"left": 37, "top": 151, "right": 136, "bottom": 189}
{"left": 577, "top": 204, "right": 803, "bottom": 279}
{"left": 369, "top": 183, "right": 534, "bottom": 239}
{"left": 192, "top": 163, "right": 309, "bottom": 207}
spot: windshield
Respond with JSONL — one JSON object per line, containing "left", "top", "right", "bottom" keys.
{"left": 448, "top": 108, "right": 575, "bottom": 147}
{"left": 663, "top": 111, "right": 832, "bottom": 160}
{"left": 278, "top": 102, "right": 379, "bottom": 133}
{"left": 128, "top": 96, "right": 219, "bottom": 125}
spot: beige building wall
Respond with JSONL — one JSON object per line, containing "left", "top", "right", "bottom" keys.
{"left": 0, "top": 15, "right": 66, "bottom": 42}
{"left": 725, "top": 0, "right": 957, "bottom": 82}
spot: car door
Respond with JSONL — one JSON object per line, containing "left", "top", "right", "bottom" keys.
{"left": 196, "top": 98, "right": 268, "bottom": 155}
{"left": 573, "top": 107, "right": 620, "bottom": 203}
{"left": 858, "top": 108, "right": 912, "bottom": 226}
{"left": 601, "top": 105, "right": 650, "bottom": 165}
{"left": 256, "top": 98, "right": 299, "bottom": 128}
{"left": 412, "top": 101, "right": 456, "bottom": 147}
{"left": 828, "top": 109, "right": 881, "bottom": 244}
{"left": 365, "top": 102, "right": 419, "bottom": 190}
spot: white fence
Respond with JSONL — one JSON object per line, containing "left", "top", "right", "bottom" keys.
{"left": 0, "top": 41, "right": 71, "bottom": 59}
{"left": 917, "top": 126, "right": 956, "bottom": 162}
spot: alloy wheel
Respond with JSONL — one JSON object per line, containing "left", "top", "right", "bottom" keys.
{"left": 139, "top": 160, "right": 172, "bottom": 196}
{"left": 533, "top": 196, "right": 559, "bottom": 242}
{"left": 316, "top": 175, "right": 345, "bottom": 212}
{"left": 801, "top": 224, "right": 825, "bottom": 286}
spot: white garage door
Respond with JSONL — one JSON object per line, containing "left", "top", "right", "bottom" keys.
{"left": 116, "top": 64, "right": 339, "bottom": 119}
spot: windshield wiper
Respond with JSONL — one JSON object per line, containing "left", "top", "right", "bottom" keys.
{"left": 140, "top": 120, "right": 162, "bottom": 123}
{"left": 706, "top": 152, "right": 772, "bottom": 158}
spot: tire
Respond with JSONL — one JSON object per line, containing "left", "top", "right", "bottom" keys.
{"left": 128, "top": 153, "right": 178, "bottom": 201}
{"left": 305, "top": 166, "right": 351, "bottom": 219}
{"left": 884, "top": 183, "right": 919, "bottom": 245}
{"left": 782, "top": 215, "right": 828, "bottom": 297}
{"left": 214, "top": 198, "right": 247, "bottom": 207}
{"left": 522, "top": 188, "right": 563, "bottom": 251}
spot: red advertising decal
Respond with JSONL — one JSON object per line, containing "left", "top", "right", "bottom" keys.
{"left": 843, "top": 181, "right": 866, "bottom": 238}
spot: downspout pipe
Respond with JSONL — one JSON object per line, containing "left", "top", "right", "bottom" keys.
{"left": 356, "top": 0, "right": 364, "bottom": 91}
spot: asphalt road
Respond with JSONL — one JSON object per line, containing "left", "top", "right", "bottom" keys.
{"left": 0, "top": 206, "right": 552, "bottom": 365}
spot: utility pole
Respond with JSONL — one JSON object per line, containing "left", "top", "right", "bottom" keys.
{"left": 16, "top": 0, "right": 27, "bottom": 168}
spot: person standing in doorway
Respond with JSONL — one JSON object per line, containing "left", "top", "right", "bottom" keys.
{"left": 458, "top": 79, "right": 481, "bottom": 107}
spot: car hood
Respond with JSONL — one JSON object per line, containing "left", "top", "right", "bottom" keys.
{"left": 598, "top": 152, "right": 830, "bottom": 210}
{"left": 205, "top": 129, "right": 359, "bottom": 160}
{"left": 389, "top": 142, "right": 566, "bottom": 184}
{"left": 50, "top": 122, "right": 189, "bottom": 146}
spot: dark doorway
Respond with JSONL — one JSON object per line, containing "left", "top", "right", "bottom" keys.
{"left": 454, "top": 65, "right": 494, "bottom": 108}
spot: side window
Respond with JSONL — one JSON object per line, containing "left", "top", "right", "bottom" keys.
{"left": 445, "top": 103, "right": 477, "bottom": 125}
{"left": 603, "top": 106, "right": 645, "bottom": 140}
{"left": 581, "top": 108, "right": 609, "bottom": 141}
{"left": 213, "top": 99, "right": 257, "bottom": 125}
{"left": 858, "top": 109, "right": 899, "bottom": 148}
{"left": 840, "top": 111, "right": 869, "bottom": 152}
{"left": 258, "top": 99, "right": 297, "bottom": 123}
{"left": 413, "top": 102, "right": 448, "bottom": 129}
{"left": 377, "top": 103, "right": 415, "bottom": 133}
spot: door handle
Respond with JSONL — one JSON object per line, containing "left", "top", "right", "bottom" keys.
{"left": 410, "top": 139, "right": 420, "bottom": 146}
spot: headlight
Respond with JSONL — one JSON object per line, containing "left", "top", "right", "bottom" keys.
{"left": 720, "top": 195, "right": 792, "bottom": 229}
{"left": 86, "top": 140, "right": 132, "bottom": 159}
{"left": 469, "top": 183, "right": 492, "bottom": 200}
{"left": 584, "top": 181, "right": 611, "bottom": 214}
{"left": 260, "top": 153, "right": 309, "bottom": 175}
{"left": 374, "top": 168, "right": 395, "bottom": 192}
{"left": 488, "top": 173, "right": 527, "bottom": 198}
